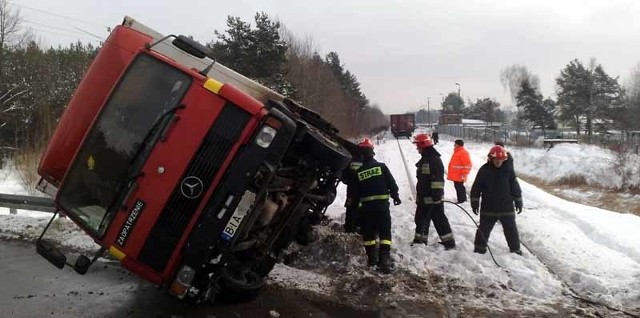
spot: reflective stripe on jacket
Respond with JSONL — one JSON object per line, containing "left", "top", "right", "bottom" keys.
{"left": 416, "top": 146, "right": 445, "bottom": 204}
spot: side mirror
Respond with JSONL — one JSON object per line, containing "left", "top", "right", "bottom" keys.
{"left": 74, "top": 255, "right": 91, "bottom": 275}
{"left": 172, "top": 35, "right": 213, "bottom": 59}
{"left": 36, "top": 240, "right": 66, "bottom": 269}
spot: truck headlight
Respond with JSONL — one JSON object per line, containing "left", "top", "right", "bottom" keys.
{"left": 170, "top": 265, "right": 196, "bottom": 298}
{"left": 256, "top": 126, "right": 277, "bottom": 148}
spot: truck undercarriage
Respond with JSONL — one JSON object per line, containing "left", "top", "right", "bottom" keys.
{"left": 179, "top": 101, "right": 353, "bottom": 302}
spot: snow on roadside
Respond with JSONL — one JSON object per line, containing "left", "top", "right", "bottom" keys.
{"left": 0, "top": 210, "right": 100, "bottom": 252}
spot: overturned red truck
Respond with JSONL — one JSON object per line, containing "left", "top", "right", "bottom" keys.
{"left": 35, "top": 16, "right": 354, "bottom": 302}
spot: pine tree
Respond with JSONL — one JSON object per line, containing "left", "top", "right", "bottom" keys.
{"left": 442, "top": 92, "right": 464, "bottom": 114}
{"left": 556, "top": 59, "right": 623, "bottom": 135}
{"left": 516, "top": 79, "right": 555, "bottom": 133}
{"left": 209, "top": 12, "right": 289, "bottom": 94}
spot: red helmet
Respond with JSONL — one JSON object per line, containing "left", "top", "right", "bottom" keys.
{"left": 412, "top": 133, "right": 433, "bottom": 148}
{"left": 488, "top": 145, "right": 508, "bottom": 160}
{"left": 358, "top": 138, "right": 374, "bottom": 149}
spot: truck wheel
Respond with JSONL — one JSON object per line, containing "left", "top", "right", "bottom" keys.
{"left": 217, "top": 268, "right": 264, "bottom": 303}
{"left": 301, "top": 126, "right": 351, "bottom": 171}
{"left": 254, "top": 256, "right": 277, "bottom": 277}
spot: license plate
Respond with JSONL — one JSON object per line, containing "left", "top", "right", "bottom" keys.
{"left": 220, "top": 192, "right": 256, "bottom": 241}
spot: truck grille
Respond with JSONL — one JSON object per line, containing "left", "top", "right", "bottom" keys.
{"left": 138, "top": 105, "right": 250, "bottom": 272}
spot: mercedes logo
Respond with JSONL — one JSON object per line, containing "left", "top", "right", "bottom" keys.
{"left": 180, "top": 176, "right": 204, "bottom": 199}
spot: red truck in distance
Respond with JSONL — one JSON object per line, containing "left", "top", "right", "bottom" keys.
{"left": 35, "top": 16, "right": 354, "bottom": 303}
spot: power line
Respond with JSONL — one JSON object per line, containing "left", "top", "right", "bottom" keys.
{"left": 7, "top": 1, "right": 109, "bottom": 29}
{"left": 23, "top": 19, "right": 103, "bottom": 40}
{"left": 73, "top": 26, "right": 104, "bottom": 41}
{"left": 26, "top": 26, "right": 99, "bottom": 44}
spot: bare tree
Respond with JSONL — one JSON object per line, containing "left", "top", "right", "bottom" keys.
{"left": 500, "top": 64, "right": 540, "bottom": 104}
{"left": 623, "top": 64, "right": 640, "bottom": 129}
{"left": 0, "top": 0, "right": 22, "bottom": 49}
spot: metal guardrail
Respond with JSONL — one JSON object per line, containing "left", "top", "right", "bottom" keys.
{"left": 0, "top": 193, "right": 56, "bottom": 214}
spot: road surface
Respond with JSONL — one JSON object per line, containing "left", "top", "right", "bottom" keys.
{"left": 0, "top": 239, "right": 381, "bottom": 318}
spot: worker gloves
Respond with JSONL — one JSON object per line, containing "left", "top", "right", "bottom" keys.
{"left": 515, "top": 201, "right": 523, "bottom": 214}
{"left": 471, "top": 202, "right": 479, "bottom": 215}
{"left": 391, "top": 194, "right": 401, "bottom": 206}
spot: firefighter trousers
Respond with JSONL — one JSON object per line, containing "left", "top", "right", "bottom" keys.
{"left": 414, "top": 203, "right": 454, "bottom": 244}
{"left": 361, "top": 201, "right": 392, "bottom": 245}
{"left": 361, "top": 201, "right": 392, "bottom": 269}
{"left": 474, "top": 215, "right": 520, "bottom": 252}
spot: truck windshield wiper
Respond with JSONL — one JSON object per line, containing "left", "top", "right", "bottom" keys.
{"left": 97, "top": 104, "right": 185, "bottom": 230}
{"left": 126, "top": 103, "right": 185, "bottom": 180}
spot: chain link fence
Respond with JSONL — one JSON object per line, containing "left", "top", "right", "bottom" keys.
{"left": 436, "top": 125, "right": 640, "bottom": 154}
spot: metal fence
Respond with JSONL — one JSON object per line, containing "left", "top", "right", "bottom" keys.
{"left": 437, "top": 125, "right": 640, "bottom": 154}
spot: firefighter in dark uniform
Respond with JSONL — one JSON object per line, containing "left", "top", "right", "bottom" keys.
{"left": 412, "top": 134, "right": 456, "bottom": 249}
{"left": 353, "top": 138, "right": 401, "bottom": 274}
{"left": 342, "top": 152, "right": 363, "bottom": 233}
{"left": 470, "top": 145, "right": 523, "bottom": 255}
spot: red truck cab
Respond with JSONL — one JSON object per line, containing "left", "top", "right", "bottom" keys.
{"left": 36, "top": 17, "right": 352, "bottom": 302}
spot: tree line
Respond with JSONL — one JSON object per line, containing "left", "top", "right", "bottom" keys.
{"left": 437, "top": 61, "right": 639, "bottom": 141}
{"left": 0, "top": 0, "right": 98, "bottom": 152}
{"left": 208, "top": 12, "right": 387, "bottom": 136}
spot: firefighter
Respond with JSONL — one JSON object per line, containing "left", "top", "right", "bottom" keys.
{"left": 412, "top": 134, "right": 456, "bottom": 249}
{"left": 353, "top": 138, "right": 401, "bottom": 274}
{"left": 447, "top": 139, "right": 472, "bottom": 203}
{"left": 342, "top": 152, "right": 363, "bottom": 233}
{"left": 470, "top": 145, "right": 523, "bottom": 255}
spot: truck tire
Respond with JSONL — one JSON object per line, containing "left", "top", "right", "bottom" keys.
{"left": 301, "top": 125, "right": 351, "bottom": 171}
{"left": 254, "top": 256, "right": 277, "bottom": 277}
{"left": 217, "top": 268, "right": 265, "bottom": 303}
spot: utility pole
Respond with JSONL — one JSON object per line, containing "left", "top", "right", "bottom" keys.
{"left": 427, "top": 97, "right": 431, "bottom": 127}
{"left": 455, "top": 82, "right": 461, "bottom": 98}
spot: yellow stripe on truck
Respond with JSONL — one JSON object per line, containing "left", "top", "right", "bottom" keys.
{"left": 203, "top": 78, "right": 223, "bottom": 94}
{"left": 109, "top": 246, "right": 126, "bottom": 261}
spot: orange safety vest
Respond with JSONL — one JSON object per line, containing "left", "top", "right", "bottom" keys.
{"left": 447, "top": 146, "right": 472, "bottom": 182}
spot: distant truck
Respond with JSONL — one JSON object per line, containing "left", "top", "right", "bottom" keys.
{"left": 389, "top": 113, "right": 415, "bottom": 138}
{"left": 35, "top": 16, "right": 354, "bottom": 303}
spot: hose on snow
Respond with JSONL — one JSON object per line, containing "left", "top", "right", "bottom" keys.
{"left": 443, "top": 200, "right": 502, "bottom": 268}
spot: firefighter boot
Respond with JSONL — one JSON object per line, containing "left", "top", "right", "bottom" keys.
{"left": 439, "top": 239, "right": 456, "bottom": 250}
{"left": 365, "top": 245, "right": 378, "bottom": 267}
{"left": 438, "top": 234, "right": 456, "bottom": 250}
{"left": 378, "top": 244, "right": 392, "bottom": 274}
{"left": 412, "top": 233, "right": 427, "bottom": 245}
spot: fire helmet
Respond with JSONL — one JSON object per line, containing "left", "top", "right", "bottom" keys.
{"left": 412, "top": 133, "right": 433, "bottom": 148}
{"left": 358, "top": 138, "right": 374, "bottom": 149}
{"left": 488, "top": 145, "right": 508, "bottom": 160}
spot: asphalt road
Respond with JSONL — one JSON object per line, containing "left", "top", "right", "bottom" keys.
{"left": 0, "top": 239, "right": 379, "bottom": 318}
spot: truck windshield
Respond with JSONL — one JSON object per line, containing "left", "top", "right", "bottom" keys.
{"left": 58, "top": 54, "right": 191, "bottom": 236}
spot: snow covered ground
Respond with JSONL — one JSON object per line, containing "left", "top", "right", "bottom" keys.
{"left": 322, "top": 136, "right": 640, "bottom": 314}
{"left": 1, "top": 135, "right": 639, "bottom": 315}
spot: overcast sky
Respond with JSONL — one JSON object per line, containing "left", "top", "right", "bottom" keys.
{"left": 10, "top": 0, "right": 640, "bottom": 113}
